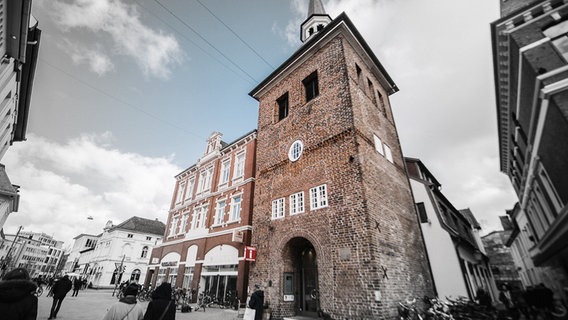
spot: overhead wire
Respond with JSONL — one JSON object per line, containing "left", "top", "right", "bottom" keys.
{"left": 153, "top": 0, "right": 260, "bottom": 84}
{"left": 195, "top": 0, "right": 274, "bottom": 69}
{"left": 136, "top": 0, "right": 256, "bottom": 86}
{"left": 38, "top": 57, "right": 205, "bottom": 141}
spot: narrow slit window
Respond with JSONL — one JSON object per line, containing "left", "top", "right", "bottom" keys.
{"left": 303, "top": 71, "right": 319, "bottom": 102}
{"left": 277, "top": 92, "right": 289, "bottom": 121}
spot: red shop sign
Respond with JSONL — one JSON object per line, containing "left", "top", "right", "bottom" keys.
{"left": 244, "top": 246, "right": 257, "bottom": 262}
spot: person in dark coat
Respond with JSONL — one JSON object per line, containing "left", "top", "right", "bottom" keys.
{"left": 143, "top": 282, "right": 176, "bottom": 320}
{"left": 71, "top": 277, "right": 82, "bottom": 297}
{"left": 0, "top": 267, "right": 38, "bottom": 320}
{"left": 48, "top": 274, "right": 73, "bottom": 319}
{"left": 476, "top": 288, "right": 492, "bottom": 308}
{"left": 248, "top": 284, "right": 264, "bottom": 320}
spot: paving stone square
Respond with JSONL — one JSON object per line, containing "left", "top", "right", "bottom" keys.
{"left": 37, "top": 289, "right": 239, "bottom": 320}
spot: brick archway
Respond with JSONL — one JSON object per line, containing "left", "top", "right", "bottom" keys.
{"left": 280, "top": 236, "right": 321, "bottom": 317}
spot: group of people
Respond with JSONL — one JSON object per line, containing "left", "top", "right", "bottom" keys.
{"left": 0, "top": 267, "right": 77, "bottom": 320}
{"left": 0, "top": 266, "right": 267, "bottom": 320}
{"left": 0, "top": 267, "right": 178, "bottom": 320}
{"left": 476, "top": 283, "right": 563, "bottom": 320}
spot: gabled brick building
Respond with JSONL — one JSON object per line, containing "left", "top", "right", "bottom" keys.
{"left": 146, "top": 131, "right": 256, "bottom": 303}
{"left": 247, "top": 1, "right": 433, "bottom": 318}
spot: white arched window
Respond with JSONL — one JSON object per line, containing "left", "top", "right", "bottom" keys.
{"left": 141, "top": 246, "right": 149, "bottom": 258}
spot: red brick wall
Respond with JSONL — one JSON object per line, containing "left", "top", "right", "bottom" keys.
{"left": 250, "top": 32, "right": 433, "bottom": 319}
{"left": 147, "top": 133, "right": 256, "bottom": 302}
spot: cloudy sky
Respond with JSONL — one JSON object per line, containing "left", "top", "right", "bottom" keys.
{"left": 3, "top": 0, "right": 517, "bottom": 248}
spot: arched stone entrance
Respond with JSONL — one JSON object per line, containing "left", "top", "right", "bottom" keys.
{"left": 282, "top": 237, "right": 319, "bottom": 318}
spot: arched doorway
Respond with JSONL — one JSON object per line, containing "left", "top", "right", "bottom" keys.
{"left": 283, "top": 237, "right": 319, "bottom": 318}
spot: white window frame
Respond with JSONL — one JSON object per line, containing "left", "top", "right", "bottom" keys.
{"left": 176, "top": 181, "right": 186, "bottom": 205}
{"left": 179, "top": 213, "right": 189, "bottom": 234}
{"left": 214, "top": 199, "right": 226, "bottom": 225}
{"left": 191, "top": 207, "right": 200, "bottom": 230}
{"left": 219, "top": 158, "right": 231, "bottom": 187}
{"left": 141, "top": 246, "right": 148, "bottom": 258}
{"left": 198, "top": 205, "right": 208, "bottom": 228}
{"left": 288, "top": 140, "right": 304, "bottom": 162}
{"left": 272, "top": 198, "right": 285, "bottom": 219}
{"left": 234, "top": 151, "right": 246, "bottom": 180}
{"left": 384, "top": 144, "right": 393, "bottom": 163}
{"left": 197, "top": 167, "right": 214, "bottom": 194}
{"left": 290, "top": 192, "right": 305, "bottom": 215}
{"left": 185, "top": 177, "right": 195, "bottom": 202}
{"left": 169, "top": 216, "right": 179, "bottom": 236}
{"left": 229, "top": 194, "right": 242, "bottom": 222}
{"left": 373, "top": 134, "right": 384, "bottom": 156}
{"left": 310, "top": 184, "right": 328, "bottom": 210}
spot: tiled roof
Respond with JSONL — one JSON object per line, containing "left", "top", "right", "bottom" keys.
{"left": 109, "top": 216, "right": 165, "bottom": 236}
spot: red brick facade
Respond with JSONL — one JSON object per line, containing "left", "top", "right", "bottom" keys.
{"left": 248, "top": 14, "right": 434, "bottom": 319}
{"left": 145, "top": 131, "right": 256, "bottom": 303}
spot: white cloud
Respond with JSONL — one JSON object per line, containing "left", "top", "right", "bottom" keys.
{"left": 51, "top": 0, "right": 182, "bottom": 79}
{"left": 2, "top": 133, "right": 180, "bottom": 246}
{"left": 65, "top": 40, "right": 115, "bottom": 76}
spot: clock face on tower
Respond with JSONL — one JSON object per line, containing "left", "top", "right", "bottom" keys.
{"left": 288, "top": 140, "right": 304, "bottom": 162}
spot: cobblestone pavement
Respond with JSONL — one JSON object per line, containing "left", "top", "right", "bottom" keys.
{"left": 37, "top": 289, "right": 240, "bottom": 320}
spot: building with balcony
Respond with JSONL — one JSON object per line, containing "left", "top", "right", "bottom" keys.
{"left": 491, "top": 0, "right": 568, "bottom": 299}
{"left": 405, "top": 157, "right": 496, "bottom": 301}
{"left": 146, "top": 130, "right": 256, "bottom": 303}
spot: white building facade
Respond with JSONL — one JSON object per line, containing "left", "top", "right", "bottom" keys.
{"left": 406, "top": 157, "right": 497, "bottom": 301}
{"left": 75, "top": 217, "right": 164, "bottom": 288}
{"left": 0, "top": 231, "right": 63, "bottom": 277}
{"left": 64, "top": 233, "right": 98, "bottom": 273}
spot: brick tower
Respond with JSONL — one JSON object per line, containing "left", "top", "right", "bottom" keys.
{"left": 248, "top": 1, "right": 434, "bottom": 319}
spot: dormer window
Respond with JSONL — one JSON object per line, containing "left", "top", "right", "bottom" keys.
{"left": 317, "top": 24, "right": 324, "bottom": 31}
{"left": 309, "top": 27, "right": 314, "bottom": 35}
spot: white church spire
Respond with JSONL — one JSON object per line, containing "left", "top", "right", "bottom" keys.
{"left": 301, "top": 0, "right": 332, "bottom": 43}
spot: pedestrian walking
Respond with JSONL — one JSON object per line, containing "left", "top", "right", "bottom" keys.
{"left": 248, "top": 284, "right": 264, "bottom": 320}
{"left": 0, "top": 267, "right": 38, "bottom": 320}
{"left": 71, "top": 277, "right": 83, "bottom": 297}
{"left": 143, "top": 282, "right": 176, "bottom": 320}
{"left": 48, "top": 274, "right": 73, "bottom": 319}
{"left": 499, "top": 284, "right": 514, "bottom": 309}
{"left": 72, "top": 277, "right": 82, "bottom": 297}
{"left": 102, "top": 283, "right": 144, "bottom": 320}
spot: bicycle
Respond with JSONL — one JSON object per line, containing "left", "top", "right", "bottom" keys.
{"left": 194, "top": 292, "right": 208, "bottom": 312}
{"left": 137, "top": 287, "right": 153, "bottom": 302}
